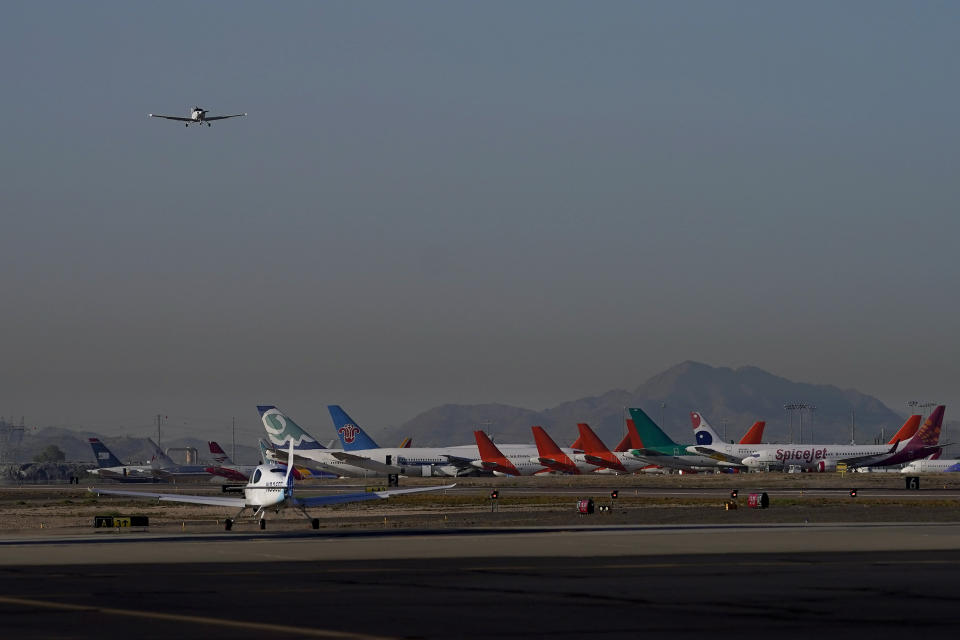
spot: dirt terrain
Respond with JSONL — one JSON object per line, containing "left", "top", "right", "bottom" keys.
{"left": 1, "top": 472, "right": 959, "bottom": 534}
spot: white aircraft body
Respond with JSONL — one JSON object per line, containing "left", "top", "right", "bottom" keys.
{"left": 900, "top": 459, "right": 960, "bottom": 473}
{"left": 149, "top": 106, "right": 246, "bottom": 127}
{"left": 261, "top": 405, "right": 564, "bottom": 477}
{"left": 742, "top": 406, "right": 945, "bottom": 471}
{"left": 91, "top": 442, "right": 454, "bottom": 530}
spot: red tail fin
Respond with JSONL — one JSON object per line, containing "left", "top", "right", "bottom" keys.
{"left": 914, "top": 406, "right": 945, "bottom": 446}
{"left": 738, "top": 421, "right": 766, "bottom": 445}
{"left": 531, "top": 426, "right": 579, "bottom": 474}
{"left": 474, "top": 430, "right": 520, "bottom": 476}
{"left": 209, "top": 441, "right": 226, "bottom": 454}
{"left": 626, "top": 419, "right": 644, "bottom": 449}
{"left": 577, "top": 423, "right": 626, "bottom": 472}
{"left": 888, "top": 415, "right": 921, "bottom": 445}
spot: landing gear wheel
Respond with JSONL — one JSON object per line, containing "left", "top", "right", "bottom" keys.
{"left": 224, "top": 519, "right": 233, "bottom": 531}
{"left": 259, "top": 519, "right": 266, "bottom": 530}
{"left": 207, "top": 122, "right": 211, "bottom": 127}
{"left": 185, "top": 123, "right": 188, "bottom": 127}
{"left": 311, "top": 518, "right": 320, "bottom": 530}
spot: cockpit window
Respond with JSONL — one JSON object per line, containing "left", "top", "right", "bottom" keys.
{"left": 252, "top": 469, "right": 262, "bottom": 484}
{"left": 270, "top": 468, "right": 285, "bottom": 474}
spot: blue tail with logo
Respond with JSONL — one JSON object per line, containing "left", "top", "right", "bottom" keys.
{"left": 88, "top": 438, "right": 123, "bottom": 467}
{"left": 257, "top": 405, "right": 327, "bottom": 451}
{"left": 328, "top": 405, "right": 380, "bottom": 451}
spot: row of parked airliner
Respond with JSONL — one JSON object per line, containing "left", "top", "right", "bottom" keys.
{"left": 258, "top": 403, "right": 946, "bottom": 477}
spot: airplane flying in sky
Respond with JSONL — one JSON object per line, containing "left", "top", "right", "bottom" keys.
{"left": 91, "top": 441, "right": 455, "bottom": 530}
{"left": 149, "top": 107, "right": 246, "bottom": 127}
{"left": 742, "top": 405, "right": 946, "bottom": 471}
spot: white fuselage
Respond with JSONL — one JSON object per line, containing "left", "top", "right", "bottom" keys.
{"left": 742, "top": 443, "right": 896, "bottom": 470}
{"left": 900, "top": 459, "right": 960, "bottom": 473}
{"left": 243, "top": 467, "right": 290, "bottom": 508}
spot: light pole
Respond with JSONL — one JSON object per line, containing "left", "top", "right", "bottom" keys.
{"left": 784, "top": 403, "right": 810, "bottom": 444}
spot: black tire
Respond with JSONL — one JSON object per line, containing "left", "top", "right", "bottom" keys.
{"left": 259, "top": 519, "right": 266, "bottom": 530}
{"left": 311, "top": 518, "right": 320, "bottom": 529}
{"left": 224, "top": 519, "right": 233, "bottom": 531}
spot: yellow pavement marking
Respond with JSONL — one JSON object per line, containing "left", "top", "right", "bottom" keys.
{"left": 0, "top": 595, "right": 398, "bottom": 640}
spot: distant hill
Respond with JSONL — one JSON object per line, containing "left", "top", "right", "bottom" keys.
{"left": 6, "top": 361, "right": 953, "bottom": 461}
{"left": 400, "top": 361, "right": 930, "bottom": 447}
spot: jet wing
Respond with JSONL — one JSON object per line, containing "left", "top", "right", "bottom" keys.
{"left": 89, "top": 487, "right": 245, "bottom": 508}
{"left": 688, "top": 446, "right": 746, "bottom": 465}
{"left": 328, "top": 451, "right": 405, "bottom": 474}
{"left": 439, "top": 454, "right": 478, "bottom": 471}
{"left": 149, "top": 114, "right": 193, "bottom": 121}
{"left": 836, "top": 442, "right": 900, "bottom": 469}
{"left": 204, "top": 113, "right": 247, "bottom": 121}
{"left": 294, "top": 483, "right": 456, "bottom": 508}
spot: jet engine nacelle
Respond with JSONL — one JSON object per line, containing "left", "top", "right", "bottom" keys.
{"left": 815, "top": 459, "right": 837, "bottom": 472}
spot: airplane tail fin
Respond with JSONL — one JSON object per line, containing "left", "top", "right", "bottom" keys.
{"left": 913, "top": 406, "right": 946, "bottom": 447}
{"left": 576, "top": 423, "right": 611, "bottom": 454}
{"left": 257, "top": 405, "right": 326, "bottom": 451}
{"left": 327, "top": 405, "right": 380, "bottom": 451}
{"left": 147, "top": 438, "right": 177, "bottom": 469}
{"left": 531, "top": 426, "right": 579, "bottom": 473}
{"left": 531, "top": 426, "right": 565, "bottom": 457}
{"left": 258, "top": 439, "right": 273, "bottom": 464}
{"left": 208, "top": 441, "right": 232, "bottom": 465}
{"left": 690, "top": 411, "right": 724, "bottom": 446}
{"left": 474, "top": 430, "right": 520, "bottom": 475}
{"left": 88, "top": 438, "right": 123, "bottom": 468}
{"left": 628, "top": 407, "right": 678, "bottom": 448}
{"left": 576, "top": 423, "right": 626, "bottom": 472}
{"left": 614, "top": 419, "right": 645, "bottom": 451}
{"left": 888, "top": 415, "right": 922, "bottom": 445}
{"left": 738, "top": 421, "right": 766, "bottom": 445}
{"left": 398, "top": 437, "right": 412, "bottom": 449}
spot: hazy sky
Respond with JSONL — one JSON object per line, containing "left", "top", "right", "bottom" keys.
{"left": 2, "top": 2, "right": 959, "bottom": 443}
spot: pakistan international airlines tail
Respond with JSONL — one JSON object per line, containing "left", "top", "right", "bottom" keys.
{"left": 328, "top": 405, "right": 381, "bottom": 451}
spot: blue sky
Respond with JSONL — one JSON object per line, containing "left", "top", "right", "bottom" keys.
{"left": 2, "top": 2, "right": 958, "bottom": 441}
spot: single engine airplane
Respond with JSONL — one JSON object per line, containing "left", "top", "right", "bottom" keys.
{"left": 149, "top": 107, "right": 246, "bottom": 127}
{"left": 91, "top": 441, "right": 454, "bottom": 530}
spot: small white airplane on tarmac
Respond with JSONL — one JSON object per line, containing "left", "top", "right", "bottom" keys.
{"left": 149, "top": 106, "right": 246, "bottom": 127}
{"left": 90, "top": 441, "right": 454, "bottom": 531}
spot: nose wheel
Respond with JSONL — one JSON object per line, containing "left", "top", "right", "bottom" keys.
{"left": 224, "top": 518, "right": 233, "bottom": 531}
{"left": 259, "top": 519, "right": 267, "bottom": 530}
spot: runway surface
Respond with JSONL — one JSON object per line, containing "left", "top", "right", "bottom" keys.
{"left": 2, "top": 523, "right": 960, "bottom": 638}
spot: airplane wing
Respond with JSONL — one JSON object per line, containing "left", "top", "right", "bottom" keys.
{"left": 149, "top": 114, "right": 193, "bottom": 122}
{"left": 688, "top": 446, "right": 746, "bottom": 465}
{"left": 89, "top": 487, "right": 245, "bottom": 508}
{"left": 439, "top": 454, "right": 477, "bottom": 472}
{"left": 293, "top": 483, "right": 455, "bottom": 508}
{"left": 328, "top": 451, "right": 405, "bottom": 474}
{"left": 836, "top": 443, "right": 900, "bottom": 469}
{"left": 204, "top": 113, "right": 247, "bottom": 121}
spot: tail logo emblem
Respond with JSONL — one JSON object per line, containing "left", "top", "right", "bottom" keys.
{"left": 339, "top": 424, "right": 360, "bottom": 444}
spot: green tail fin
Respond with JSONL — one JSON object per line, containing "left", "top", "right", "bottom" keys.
{"left": 628, "top": 407, "right": 678, "bottom": 448}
